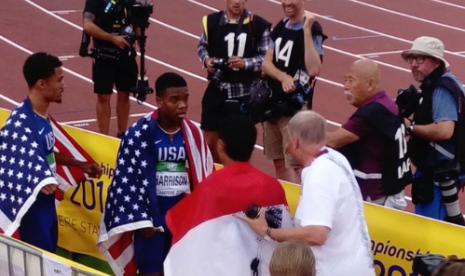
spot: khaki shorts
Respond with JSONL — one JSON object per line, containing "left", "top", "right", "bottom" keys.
{"left": 263, "top": 116, "right": 300, "bottom": 168}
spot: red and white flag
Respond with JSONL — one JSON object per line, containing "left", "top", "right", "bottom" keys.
{"left": 164, "top": 162, "right": 293, "bottom": 276}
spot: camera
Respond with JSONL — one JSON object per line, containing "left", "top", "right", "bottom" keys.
{"left": 287, "top": 82, "right": 312, "bottom": 112}
{"left": 129, "top": 0, "right": 154, "bottom": 103}
{"left": 396, "top": 85, "right": 422, "bottom": 118}
{"left": 412, "top": 254, "right": 446, "bottom": 276}
{"left": 245, "top": 204, "right": 282, "bottom": 229}
{"left": 130, "top": 1, "right": 153, "bottom": 29}
{"left": 211, "top": 58, "right": 229, "bottom": 84}
{"left": 433, "top": 162, "right": 461, "bottom": 183}
{"left": 242, "top": 81, "right": 312, "bottom": 124}
{"left": 79, "top": 32, "right": 122, "bottom": 61}
{"left": 121, "top": 25, "right": 136, "bottom": 45}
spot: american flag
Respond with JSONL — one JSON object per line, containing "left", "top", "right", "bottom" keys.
{"left": 0, "top": 98, "right": 94, "bottom": 237}
{"left": 97, "top": 111, "right": 214, "bottom": 276}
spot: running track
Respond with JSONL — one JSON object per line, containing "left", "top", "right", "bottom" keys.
{"left": 1, "top": 0, "right": 465, "bottom": 214}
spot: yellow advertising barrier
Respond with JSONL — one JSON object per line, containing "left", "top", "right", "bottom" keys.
{"left": 1, "top": 107, "right": 465, "bottom": 276}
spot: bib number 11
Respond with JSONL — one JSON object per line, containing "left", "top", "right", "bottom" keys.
{"left": 225, "top": 32, "right": 247, "bottom": 57}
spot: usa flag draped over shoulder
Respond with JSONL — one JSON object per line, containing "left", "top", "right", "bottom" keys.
{"left": 0, "top": 98, "right": 94, "bottom": 237}
{"left": 97, "top": 111, "right": 214, "bottom": 276}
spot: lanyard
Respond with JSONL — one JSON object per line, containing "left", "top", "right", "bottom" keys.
{"left": 313, "top": 147, "right": 328, "bottom": 162}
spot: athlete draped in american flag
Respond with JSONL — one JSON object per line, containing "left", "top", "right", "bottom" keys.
{"left": 0, "top": 53, "right": 102, "bottom": 253}
{"left": 97, "top": 72, "right": 214, "bottom": 276}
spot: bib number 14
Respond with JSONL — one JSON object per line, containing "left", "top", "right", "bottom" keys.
{"left": 274, "top": 37, "right": 294, "bottom": 67}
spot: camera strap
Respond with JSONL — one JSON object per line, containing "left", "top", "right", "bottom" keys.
{"left": 232, "top": 11, "right": 246, "bottom": 56}
{"left": 248, "top": 13, "right": 256, "bottom": 52}
{"left": 213, "top": 11, "right": 247, "bottom": 60}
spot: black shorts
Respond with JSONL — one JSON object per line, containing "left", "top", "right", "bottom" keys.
{"left": 201, "top": 82, "right": 250, "bottom": 131}
{"left": 92, "top": 48, "right": 138, "bottom": 95}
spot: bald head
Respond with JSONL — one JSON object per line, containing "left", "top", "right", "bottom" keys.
{"left": 351, "top": 59, "right": 381, "bottom": 84}
{"left": 288, "top": 110, "right": 327, "bottom": 145}
{"left": 344, "top": 59, "right": 381, "bottom": 108}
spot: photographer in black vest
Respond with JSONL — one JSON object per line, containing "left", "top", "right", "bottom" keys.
{"left": 399, "top": 36, "right": 465, "bottom": 226}
{"left": 260, "top": 0, "right": 325, "bottom": 183}
{"left": 82, "top": 0, "right": 139, "bottom": 137}
{"left": 327, "top": 59, "right": 412, "bottom": 210}
{"left": 197, "top": 0, "right": 271, "bottom": 163}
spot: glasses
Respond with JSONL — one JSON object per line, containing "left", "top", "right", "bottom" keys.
{"left": 406, "top": 55, "right": 427, "bottom": 65}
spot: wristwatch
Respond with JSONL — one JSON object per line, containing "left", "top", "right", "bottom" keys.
{"left": 264, "top": 227, "right": 272, "bottom": 241}
{"left": 406, "top": 124, "right": 414, "bottom": 135}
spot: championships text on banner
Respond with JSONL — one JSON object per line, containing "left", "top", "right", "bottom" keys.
{"left": 1, "top": 108, "right": 465, "bottom": 274}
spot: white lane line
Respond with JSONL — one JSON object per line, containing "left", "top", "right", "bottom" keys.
{"left": 182, "top": 0, "right": 465, "bottom": 88}
{"left": 0, "top": 31, "right": 267, "bottom": 150}
{"left": 0, "top": 94, "right": 20, "bottom": 106}
{"left": 428, "top": 0, "right": 465, "bottom": 10}
{"left": 359, "top": 50, "right": 404, "bottom": 57}
{"left": 61, "top": 112, "right": 149, "bottom": 125}
{"left": 349, "top": 0, "right": 465, "bottom": 33}
{"left": 50, "top": 9, "right": 82, "bottom": 14}
{"left": 185, "top": 0, "right": 465, "bottom": 59}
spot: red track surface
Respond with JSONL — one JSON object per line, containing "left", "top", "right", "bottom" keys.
{"left": 1, "top": 0, "right": 465, "bottom": 214}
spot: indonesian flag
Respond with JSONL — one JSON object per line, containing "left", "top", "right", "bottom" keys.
{"left": 164, "top": 162, "right": 293, "bottom": 276}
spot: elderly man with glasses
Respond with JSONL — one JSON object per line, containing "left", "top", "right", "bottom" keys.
{"left": 400, "top": 36, "right": 465, "bottom": 226}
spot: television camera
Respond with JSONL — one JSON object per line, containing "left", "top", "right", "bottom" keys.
{"left": 79, "top": 0, "right": 154, "bottom": 103}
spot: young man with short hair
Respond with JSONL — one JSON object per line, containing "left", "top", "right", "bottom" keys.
{"left": 164, "top": 114, "right": 292, "bottom": 276}
{"left": 0, "top": 52, "right": 102, "bottom": 252}
{"left": 98, "top": 72, "right": 214, "bottom": 276}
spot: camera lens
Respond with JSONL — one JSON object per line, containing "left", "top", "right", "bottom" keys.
{"left": 245, "top": 204, "right": 261, "bottom": 219}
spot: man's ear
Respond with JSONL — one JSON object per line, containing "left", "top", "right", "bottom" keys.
{"left": 366, "top": 78, "right": 375, "bottom": 92}
{"left": 36, "top": 79, "right": 46, "bottom": 90}
{"left": 156, "top": 96, "right": 163, "bottom": 108}
{"left": 217, "top": 138, "right": 226, "bottom": 155}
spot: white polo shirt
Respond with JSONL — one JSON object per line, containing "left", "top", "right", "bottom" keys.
{"left": 294, "top": 147, "right": 375, "bottom": 276}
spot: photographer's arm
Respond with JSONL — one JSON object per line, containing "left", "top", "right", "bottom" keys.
{"left": 408, "top": 121, "right": 455, "bottom": 141}
{"left": 82, "top": 12, "right": 129, "bottom": 49}
{"left": 241, "top": 28, "right": 271, "bottom": 72}
{"left": 303, "top": 14, "right": 322, "bottom": 77}
{"left": 262, "top": 49, "right": 296, "bottom": 92}
{"left": 197, "top": 25, "right": 216, "bottom": 74}
{"left": 408, "top": 87, "right": 457, "bottom": 141}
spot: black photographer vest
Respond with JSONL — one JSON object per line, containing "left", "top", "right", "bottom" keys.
{"left": 93, "top": 0, "right": 133, "bottom": 49}
{"left": 410, "top": 67, "right": 465, "bottom": 170}
{"left": 205, "top": 11, "right": 271, "bottom": 84}
{"left": 339, "top": 102, "right": 412, "bottom": 195}
{"left": 266, "top": 18, "right": 326, "bottom": 101}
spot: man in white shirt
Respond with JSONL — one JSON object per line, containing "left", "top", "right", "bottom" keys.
{"left": 237, "top": 110, "right": 375, "bottom": 276}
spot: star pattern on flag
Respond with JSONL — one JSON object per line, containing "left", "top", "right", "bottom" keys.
{"left": 0, "top": 108, "right": 54, "bottom": 222}
{"left": 104, "top": 120, "right": 152, "bottom": 229}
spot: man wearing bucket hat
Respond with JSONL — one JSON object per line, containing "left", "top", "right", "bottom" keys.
{"left": 400, "top": 36, "right": 465, "bottom": 226}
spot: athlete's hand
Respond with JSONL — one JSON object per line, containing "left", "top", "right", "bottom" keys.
{"left": 205, "top": 57, "right": 217, "bottom": 74}
{"left": 112, "top": 36, "right": 130, "bottom": 50}
{"left": 228, "top": 56, "right": 246, "bottom": 70}
{"left": 280, "top": 74, "right": 296, "bottom": 93}
{"left": 80, "top": 162, "right": 103, "bottom": 179}
{"left": 41, "top": 184, "right": 58, "bottom": 195}
{"left": 139, "top": 227, "right": 159, "bottom": 239}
